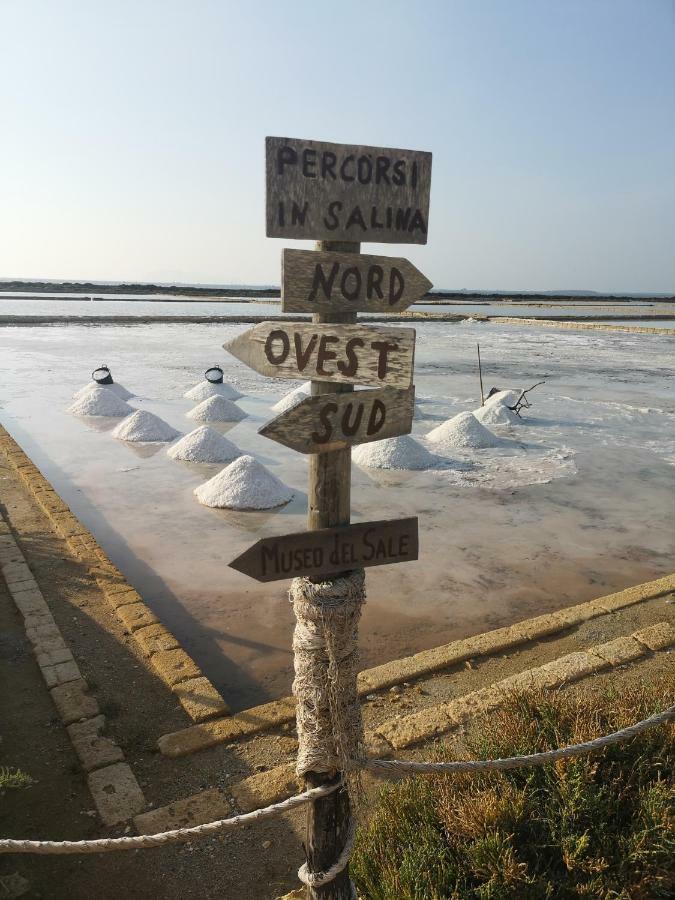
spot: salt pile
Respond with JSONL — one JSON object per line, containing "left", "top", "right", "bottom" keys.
{"left": 426, "top": 411, "right": 502, "bottom": 449}
{"left": 474, "top": 402, "right": 519, "bottom": 426}
{"left": 484, "top": 389, "right": 521, "bottom": 409}
{"left": 187, "top": 395, "right": 247, "bottom": 423}
{"left": 272, "top": 381, "right": 311, "bottom": 413}
{"left": 68, "top": 386, "right": 134, "bottom": 417}
{"left": 184, "top": 380, "right": 243, "bottom": 402}
{"left": 194, "top": 455, "right": 293, "bottom": 509}
{"left": 73, "top": 381, "right": 134, "bottom": 401}
{"left": 167, "top": 426, "right": 241, "bottom": 463}
{"left": 352, "top": 435, "right": 439, "bottom": 470}
{"left": 112, "top": 410, "right": 180, "bottom": 442}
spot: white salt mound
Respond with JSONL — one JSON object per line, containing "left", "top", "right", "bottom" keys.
{"left": 112, "top": 410, "right": 180, "bottom": 442}
{"left": 187, "top": 395, "right": 247, "bottom": 423}
{"left": 272, "top": 381, "right": 311, "bottom": 413}
{"left": 474, "top": 402, "right": 519, "bottom": 426}
{"left": 68, "top": 386, "right": 133, "bottom": 417}
{"left": 183, "top": 380, "right": 243, "bottom": 402}
{"left": 352, "top": 435, "right": 439, "bottom": 470}
{"left": 484, "top": 389, "right": 521, "bottom": 409}
{"left": 426, "top": 411, "right": 502, "bottom": 449}
{"left": 73, "top": 381, "right": 134, "bottom": 401}
{"left": 194, "top": 455, "right": 293, "bottom": 510}
{"left": 167, "top": 426, "right": 241, "bottom": 463}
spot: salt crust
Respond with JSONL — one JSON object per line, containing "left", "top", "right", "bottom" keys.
{"left": 73, "top": 381, "right": 134, "bottom": 401}
{"left": 194, "top": 455, "right": 293, "bottom": 510}
{"left": 271, "top": 382, "right": 311, "bottom": 413}
{"left": 111, "top": 410, "right": 180, "bottom": 442}
{"left": 183, "top": 380, "right": 243, "bottom": 402}
{"left": 68, "top": 386, "right": 133, "bottom": 417}
{"left": 187, "top": 396, "right": 246, "bottom": 423}
{"left": 426, "top": 411, "right": 502, "bottom": 449}
{"left": 352, "top": 435, "right": 440, "bottom": 470}
{"left": 167, "top": 426, "right": 241, "bottom": 463}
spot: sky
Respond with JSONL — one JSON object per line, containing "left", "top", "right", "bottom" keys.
{"left": 1, "top": 0, "right": 674, "bottom": 292}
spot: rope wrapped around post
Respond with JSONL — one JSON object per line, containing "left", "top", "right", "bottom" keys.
{"left": 290, "top": 569, "right": 366, "bottom": 778}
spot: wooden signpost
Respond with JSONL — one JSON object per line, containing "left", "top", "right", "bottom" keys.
{"left": 226, "top": 135, "right": 432, "bottom": 900}
{"left": 259, "top": 385, "right": 415, "bottom": 454}
{"left": 230, "top": 517, "right": 419, "bottom": 583}
{"left": 282, "top": 248, "right": 432, "bottom": 314}
{"left": 266, "top": 136, "right": 432, "bottom": 244}
{"left": 224, "top": 321, "right": 415, "bottom": 388}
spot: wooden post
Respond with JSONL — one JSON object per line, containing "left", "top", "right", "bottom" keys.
{"left": 304, "top": 239, "right": 360, "bottom": 900}
{"left": 477, "top": 343, "right": 485, "bottom": 406}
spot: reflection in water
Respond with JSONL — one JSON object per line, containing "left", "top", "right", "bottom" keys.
{"left": 75, "top": 415, "right": 123, "bottom": 433}
{"left": 117, "top": 441, "right": 166, "bottom": 459}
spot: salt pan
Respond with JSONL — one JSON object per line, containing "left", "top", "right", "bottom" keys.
{"left": 168, "top": 426, "right": 241, "bottom": 463}
{"left": 352, "top": 435, "right": 440, "bottom": 470}
{"left": 73, "top": 381, "right": 134, "bottom": 401}
{"left": 194, "top": 455, "right": 293, "bottom": 510}
{"left": 474, "top": 403, "right": 519, "bottom": 426}
{"left": 272, "top": 382, "right": 311, "bottom": 413}
{"left": 426, "top": 411, "right": 502, "bottom": 449}
{"left": 184, "top": 380, "right": 243, "bottom": 402}
{"left": 187, "top": 396, "right": 247, "bottom": 423}
{"left": 68, "top": 386, "right": 133, "bottom": 417}
{"left": 112, "top": 410, "right": 180, "bottom": 442}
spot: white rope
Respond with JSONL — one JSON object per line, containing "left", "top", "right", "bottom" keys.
{"left": 0, "top": 781, "right": 340, "bottom": 855}
{"left": 362, "top": 704, "right": 675, "bottom": 776}
{"left": 297, "top": 818, "right": 358, "bottom": 889}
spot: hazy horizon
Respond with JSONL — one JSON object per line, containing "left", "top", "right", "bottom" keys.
{"left": 1, "top": 0, "right": 674, "bottom": 293}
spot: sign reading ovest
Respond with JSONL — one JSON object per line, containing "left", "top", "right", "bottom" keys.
{"left": 266, "top": 137, "right": 432, "bottom": 244}
{"left": 282, "top": 249, "right": 432, "bottom": 314}
{"left": 224, "top": 322, "right": 415, "bottom": 388}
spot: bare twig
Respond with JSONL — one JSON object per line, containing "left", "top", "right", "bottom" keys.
{"left": 509, "top": 381, "right": 546, "bottom": 417}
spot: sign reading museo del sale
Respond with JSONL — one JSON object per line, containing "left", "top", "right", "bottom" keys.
{"left": 227, "top": 135, "right": 432, "bottom": 585}
{"left": 266, "top": 136, "right": 432, "bottom": 244}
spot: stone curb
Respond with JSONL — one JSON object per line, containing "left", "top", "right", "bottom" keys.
{"left": 157, "top": 572, "right": 675, "bottom": 758}
{"left": 143, "top": 621, "right": 674, "bottom": 831}
{"left": 0, "top": 511, "right": 146, "bottom": 825}
{"left": 0, "top": 426, "right": 229, "bottom": 723}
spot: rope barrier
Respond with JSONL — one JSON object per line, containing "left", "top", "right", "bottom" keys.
{"left": 0, "top": 701, "right": 672, "bottom": 897}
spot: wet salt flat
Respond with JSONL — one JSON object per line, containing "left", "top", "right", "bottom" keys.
{"left": 1, "top": 319, "right": 673, "bottom": 710}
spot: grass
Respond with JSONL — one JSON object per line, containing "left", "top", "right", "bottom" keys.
{"left": 352, "top": 676, "right": 674, "bottom": 899}
{"left": 0, "top": 766, "right": 34, "bottom": 790}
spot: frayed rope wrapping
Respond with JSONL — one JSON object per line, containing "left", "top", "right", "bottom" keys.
{"left": 290, "top": 569, "right": 366, "bottom": 779}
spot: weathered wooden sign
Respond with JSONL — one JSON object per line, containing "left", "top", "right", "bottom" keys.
{"left": 282, "top": 249, "right": 433, "bottom": 315}
{"left": 230, "top": 517, "right": 419, "bottom": 583}
{"left": 266, "top": 136, "right": 432, "bottom": 244}
{"left": 260, "top": 386, "right": 415, "bottom": 454}
{"left": 224, "top": 322, "right": 415, "bottom": 388}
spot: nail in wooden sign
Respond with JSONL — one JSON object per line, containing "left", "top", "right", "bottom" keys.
{"left": 260, "top": 386, "right": 415, "bottom": 454}
{"left": 282, "top": 249, "right": 433, "bottom": 315}
{"left": 266, "top": 136, "right": 432, "bottom": 245}
{"left": 224, "top": 322, "right": 415, "bottom": 389}
{"left": 230, "top": 517, "right": 419, "bottom": 583}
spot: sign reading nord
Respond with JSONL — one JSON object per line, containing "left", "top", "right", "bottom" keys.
{"left": 266, "top": 136, "right": 432, "bottom": 244}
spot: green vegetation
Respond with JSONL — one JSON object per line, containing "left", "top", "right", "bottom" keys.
{"left": 352, "top": 678, "right": 674, "bottom": 899}
{"left": 0, "top": 766, "right": 34, "bottom": 790}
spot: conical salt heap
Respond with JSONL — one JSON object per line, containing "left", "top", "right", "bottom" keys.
{"left": 352, "top": 435, "right": 440, "bottom": 470}
{"left": 426, "top": 411, "right": 502, "bottom": 449}
{"left": 271, "top": 381, "right": 311, "bottom": 413}
{"left": 68, "top": 386, "right": 133, "bottom": 417}
{"left": 73, "top": 381, "right": 134, "bottom": 401}
{"left": 474, "top": 402, "right": 519, "bottom": 426}
{"left": 183, "top": 380, "right": 243, "bottom": 402}
{"left": 194, "top": 455, "right": 293, "bottom": 510}
{"left": 112, "top": 410, "right": 180, "bottom": 442}
{"left": 187, "top": 395, "right": 247, "bottom": 423}
{"left": 484, "top": 389, "right": 521, "bottom": 409}
{"left": 167, "top": 426, "right": 241, "bottom": 463}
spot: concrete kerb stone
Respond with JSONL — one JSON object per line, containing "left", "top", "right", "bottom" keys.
{"left": 67, "top": 715, "right": 125, "bottom": 772}
{"left": 150, "top": 648, "right": 202, "bottom": 687}
{"left": 633, "top": 622, "right": 675, "bottom": 652}
{"left": 593, "top": 635, "right": 645, "bottom": 666}
{"left": 229, "top": 763, "right": 299, "bottom": 814}
{"left": 173, "top": 677, "right": 231, "bottom": 722}
{"left": 40, "top": 659, "right": 82, "bottom": 690}
{"left": 50, "top": 679, "right": 100, "bottom": 725}
{"left": 87, "top": 763, "right": 146, "bottom": 826}
{"left": 134, "top": 622, "right": 181, "bottom": 656}
{"left": 134, "top": 788, "right": 232, "bottom": 835}
{"left": 117, "top": 602, "right": 161, "bottom": 634}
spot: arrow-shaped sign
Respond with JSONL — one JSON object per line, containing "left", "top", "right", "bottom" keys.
{"left": 282, "top": 249, "right": 432, "bottom": 314}
{"left": 260, "top": 385, "right": 415, "bottom": 454}
{"left": 230, "top": 517, "right": 419, "bottom": 583}
{"left": 224, "top": 322, "right": 415, "bottom": 389}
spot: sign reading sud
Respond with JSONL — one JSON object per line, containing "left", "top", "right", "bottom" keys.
{"left": 266, "top": 137, "right": 432, "bottom": 244}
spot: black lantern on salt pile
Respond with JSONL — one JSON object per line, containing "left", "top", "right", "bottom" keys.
{"left": 92, "top": 364, "right": 114, "bottom": 385}
{"left": 205, "top": 365, "right": 224, "bottom": 384}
